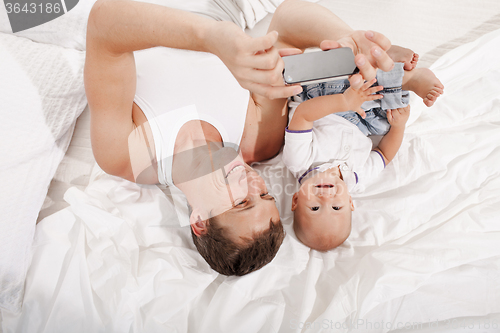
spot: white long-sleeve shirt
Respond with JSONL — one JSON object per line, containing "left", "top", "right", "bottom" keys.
{"left": 282, "top": 99, "right": 386, "bottom": 193}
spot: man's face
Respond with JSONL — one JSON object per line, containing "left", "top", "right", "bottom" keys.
{"left": 216, "top": 163, "right": 280, "bottom": 243}
{"left": 187, "top": 146, "right": 280, "bottom": 243}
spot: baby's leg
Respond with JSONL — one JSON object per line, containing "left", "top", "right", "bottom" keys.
{"left": 387, "top": 45, "right": 419, "bottom": 71}
{"left": 402, "top": 68, "right": 444, "bottom": 107}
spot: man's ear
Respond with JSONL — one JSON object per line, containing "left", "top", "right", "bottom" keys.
{"left": 349, "top": 196, "right": 355, "bottom": 211}
{"left": 190, "top": 208, "right": 208, "bottom": 237}
{"left": 291, "top": 192, "right": 299, "bottom": 211}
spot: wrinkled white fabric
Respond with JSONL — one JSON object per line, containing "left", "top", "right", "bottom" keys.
{"left": 3, "top": 25, "right": 500, "bottom": 333}
{"left": 213, "top": 0, "right": 281, "bottom": 29}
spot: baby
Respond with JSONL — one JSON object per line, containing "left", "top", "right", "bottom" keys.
{"left": 283, "top": 62, "right": 444, "bottom": 251}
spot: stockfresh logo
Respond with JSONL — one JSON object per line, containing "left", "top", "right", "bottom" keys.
{"left": 3, "top": 0, "right": 79, "bottom": 33}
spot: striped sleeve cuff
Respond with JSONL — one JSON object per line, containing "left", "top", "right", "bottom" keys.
{"left": 285, "top": 126, "right": 313, "bottom": 134}
{"left": 372, "top": 150, "right": 386, "bottom": 168}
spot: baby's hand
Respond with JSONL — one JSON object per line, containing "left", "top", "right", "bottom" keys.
{"left": 344, "top": 74, "right": 383, "bottom": 118}
{"left": 387, "top": 105, "right": 410, "bottom": 129}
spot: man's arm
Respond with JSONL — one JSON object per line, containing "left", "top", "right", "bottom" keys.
{"left": 374, "top": 106, "right": 410, "bottom": 165}
{"left": 88, "top": 0, "right": 214, "bottom": 55}
{"left": 86, "top": 0, "right": 227, "bottom": 181}
{"left": 85, "top": 0, "right": 306, "bottom": 180}
{"left": 87, "top": 0, "right": 296, "bottom": 97}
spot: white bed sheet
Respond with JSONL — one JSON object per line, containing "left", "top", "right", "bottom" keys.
{"left": 2, "top": 26, "right": 500, "bottom": 333}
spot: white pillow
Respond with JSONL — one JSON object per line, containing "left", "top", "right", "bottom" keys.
{"left": 0, "top": 32, "right": 87, "bottom": 313}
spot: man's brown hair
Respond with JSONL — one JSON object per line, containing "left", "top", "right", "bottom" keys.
{"left": 191, "top": 217, "right": 285, "bottom": 276}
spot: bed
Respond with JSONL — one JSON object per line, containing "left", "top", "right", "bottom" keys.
{"left": 1, "top": 0, "right": 500, "bottom": 332}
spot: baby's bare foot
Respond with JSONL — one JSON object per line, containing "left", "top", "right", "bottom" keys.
{"left": 387, "top": 45, "right": 419, "bottom": 71}
{"left": 403, "top": 68, "right": 444, "bottom": 107}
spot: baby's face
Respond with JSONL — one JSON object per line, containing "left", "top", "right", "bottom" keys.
{"left": 291, "top": 169, "right": 354, "bottom": 250}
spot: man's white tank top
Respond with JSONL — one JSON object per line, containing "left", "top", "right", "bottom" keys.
{"left": 133, "top": 47, "right": 249, "bottom": 186}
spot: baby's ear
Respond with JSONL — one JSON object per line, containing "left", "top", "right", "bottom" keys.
{"left": 291, "top": 192, "right": 299, "bottom": 211}
{"left": 190, "top": 208, "right": 208, "bottom": 237}
{"left": 349, "top": 196, "right": 355, "bottom": 211}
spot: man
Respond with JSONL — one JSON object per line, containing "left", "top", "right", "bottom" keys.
{"left": 84, "top": 0, "right": 394, "bottom": 275}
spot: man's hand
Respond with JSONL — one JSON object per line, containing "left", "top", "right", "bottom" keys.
{"left": 320, "top": 30, "right": 394, "bottom": 81}
{"left": 344, "top": 74, "right": 383, "bottom": 118}
{"left": 208, "top": 22, "right": 303, "bottom": 99}
{"left": 387, "top": 105, "right": 410, "bottom": 129}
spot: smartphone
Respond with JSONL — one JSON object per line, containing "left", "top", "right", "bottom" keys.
{"left": 282, "top": 47, "right": 359, "bottom": 85}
